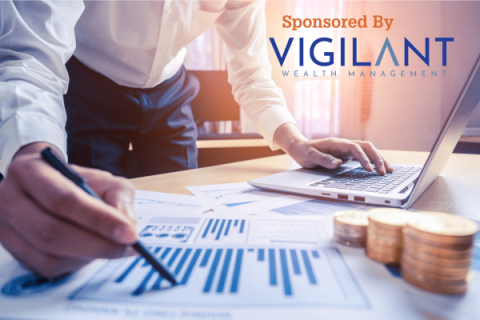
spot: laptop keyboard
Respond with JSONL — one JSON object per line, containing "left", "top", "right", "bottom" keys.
{"left": 309, "top": 165, "right": 421, "bottom": 194}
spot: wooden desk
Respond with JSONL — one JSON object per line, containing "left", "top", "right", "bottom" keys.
{"left": 131, "top": 149, "right": 480, "bottom": 218}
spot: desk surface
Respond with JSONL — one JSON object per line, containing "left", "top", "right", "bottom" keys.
{"left": 131, "top": 150, "right": 480, "bottom": 218}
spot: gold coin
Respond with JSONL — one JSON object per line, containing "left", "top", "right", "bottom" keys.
{"left": 402, "top": 268, "right": 467, "bottom": 295}
{"left": 403, "top": 229, "right": 474, "bottom": 251}
{"left": 334, "top": 234, "right": 365, "bottom": 248}
{"left": 368, "top": 218, "right": 405, "bottom": 230}
{"left": 407, "top": 212, "right": 478, "bottom": 237}
{"left": 404, "top": 227, "right": 475, "bottom": 247}
{"left": 334, "top": 210, "right": 369, "bottom": 226}
{"left": 367, "top": 225, "right": 403, "bottom": 238}
{"left": 367, "top": 236, "right": 403, "bottom": 248}
{"left": 401, "top": 258, "right": 469, "bottom": 282}
{"left": 366, "top": 245, "right": 401, "bottom": 264}
{"left": 402, "top": 247, "right": 471, "bottom": 268}
{"left": 402, "top": 252, "right": 471, "bottom": 277}
{"left": 402, "top": 266, "right": 469, "bottom": 285}
{"left": 403, "top": 236, "right": 472, "bottom": 260}
{"left": 368, "top": 208, "right": 410, "bottom": 227}
{"left": 334, "top": 225, "right": 366, "bottom": 237}
{"left": 333, "top": 211, "right": 368, "bottom": 248}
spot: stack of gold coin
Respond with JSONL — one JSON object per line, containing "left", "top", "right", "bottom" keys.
{"left": 402, "top": 212, "right": 478, "bottom": 295}
{"left": 366, "top": 208, "right": 409, "bottom": 265}
{"left": 333, "top": 210, "right": 369, "bottom": 248}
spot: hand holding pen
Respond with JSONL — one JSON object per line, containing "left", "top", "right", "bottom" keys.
{"left": 0, "top": 143, "right": 142, "bottom": 279}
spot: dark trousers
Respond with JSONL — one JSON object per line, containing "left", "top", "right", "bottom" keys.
{"left": 64, "top": 56, "right": 199, "bottom": 178}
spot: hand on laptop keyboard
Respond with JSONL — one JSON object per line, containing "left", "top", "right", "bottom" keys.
{"left": 273, "top": 123, "right": 394, "bottom": 175}
{"left": 309, "top": 166, "right": 421, "bottom": 194}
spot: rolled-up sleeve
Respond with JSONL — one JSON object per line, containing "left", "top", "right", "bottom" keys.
{"left": 0, "top": 0, "right": 84, "bottom": 174}
{"left": 215, "top": 0, "right": 296, "bottom": 150}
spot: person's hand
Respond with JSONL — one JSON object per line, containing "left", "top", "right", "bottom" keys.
{"left": 0, "top": 142, "right": 138, "bottom": 278}
{"left": 273, "top": 123, "right": 394, "bottom": 175}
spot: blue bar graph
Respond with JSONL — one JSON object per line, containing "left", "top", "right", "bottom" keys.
{"left": 240, "top": 220, "right": 245, "bottom": 233}
{"left": 174, "top": 249, "right": 192, "bottom": 275}
{"left": 301, "top": 250, "right": 317, "bottom": 285}
{"left": 115, "top": 257, "right": 141, "bottom": 283}
{"left": 279, "top": 249, "right": 292, "bottom": 296}
{"left": 269, "top": 249, "right": 277, "bottom": 286}
{"left": 161, "top": 248, "right": 171, "bottom": 260}
{"left": 216, "top": 220, "right": 226, "bottom": 240}
{"left": 211, "top": 219, "right": 220, "bottom": 233}
{"left": 180, "top": 249, "right": 202, "bottom": 285}
{"left": 202, "top": 219, "right": 213, "bottom": 238}
{"left": 224, "top": 220, "right": 232, "bottom": 236}
{"left": 168, "top": 248, "right": 182, "bottom": 267}
{"left": 143, "top": 247, "right": 161, "bottom": 266}
{"left": 290, "top": 249, "right": 301, "bottom": 275}
{"left": 200, "top": 249, "right": 212, "bottom": 267}
{"left": 203, "top": 249, "right": 223, "bottom": 293}
{"left": 230, "top": 249, "right": 243, "bottom": 293}
{"left": 76, "top": 246, "right": 369, "bottom": 308}
{"left": 152, "top": 274, "right": 163, "bottom": 291}
{"left": 133, "top": 269, "right": 155, "bottom": 296}
{"left": 216, "top": 249, "right": 233, "bottom": 293}
{"left": 200, "top": 218, "right": 248, "bottom": 241}
{"left": 258, "top": 249, "right": 265, "bottom": 261}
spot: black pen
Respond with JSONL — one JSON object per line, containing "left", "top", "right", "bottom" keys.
{"left": 40, "top": 147, "right": 177, "bottom": 286}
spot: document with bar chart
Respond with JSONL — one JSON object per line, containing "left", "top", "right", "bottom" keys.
{"left": 70, "top": 245, "right": 367, "bottom": 308}
{"left": 70, "top": 213, "right": 367, "bottom": 308}
{"left": 0, "top": 212, "right": 429, "bottom": 320}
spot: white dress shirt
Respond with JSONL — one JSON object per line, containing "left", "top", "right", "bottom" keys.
{"left": 0, "top": 0, "right": 295, "bottom": 174}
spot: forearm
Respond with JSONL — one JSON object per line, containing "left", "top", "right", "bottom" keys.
{"left": 0, "top": 1, "right": 83, "bottom": 174}
{"left": 273, "top": 123, "right": 307, "bottom": 155}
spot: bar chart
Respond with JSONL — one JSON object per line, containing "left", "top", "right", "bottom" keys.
{"left": 195, "top": 218, "right": 249, "bottom": 244}
{"left": 71, "top": 246, "right": 368, "bottom": 308}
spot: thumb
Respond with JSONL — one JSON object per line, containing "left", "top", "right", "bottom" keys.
{"left": 311, "top": 149, "right": 342, "bottom": 169}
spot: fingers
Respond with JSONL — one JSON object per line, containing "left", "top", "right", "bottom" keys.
{"left": 0, "top": 223, "right": 89, "bottom": 278}
{"left": 354, "top": 141, "right": 394, "bottom": 174}
{"left": 0, "top": 147, "right": 139, "bottom": 278}
{"left": 3, "top": 193, "right": 133, "bottom": 260}
{"left": 306, "top": 148, "right": 342, "bottom": 169}
{"left": 8, "top": 157, "right": 137, "bottom": 245}
{"left": 74, "top": 166, "right": 136, "bottom": 221}
{"left": 353, "top": 141, "right": 386, "bottom": 175}
{"left": 381, "top": 155, "right": 394, "bottom": 173}
{"left": 311, "top": 138, "right": 392, "bottom": 175}
{"left": 317, "top": 139, "right": 374, "bottom": 172}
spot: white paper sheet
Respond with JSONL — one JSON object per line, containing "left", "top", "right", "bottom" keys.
{"left": 222, "top": 194, "right": 377, "bottom": 217}
{"left": 2, "top": 205, "right": 478, "bottom": 320}
{"left": 186, "top": 182, "right": 281, "bottom": 210}
{"left": 134, "top": 190, "right": 211, "bottom": 221}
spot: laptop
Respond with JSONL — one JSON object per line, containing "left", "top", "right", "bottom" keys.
{"left": 249, "top": 54, "right": 480, "bottom": 209}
